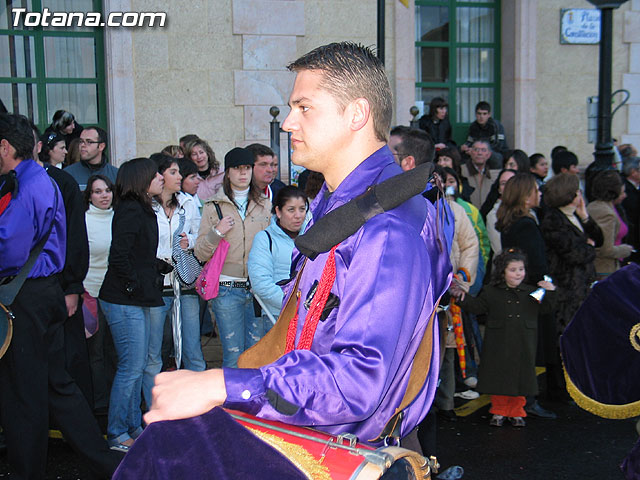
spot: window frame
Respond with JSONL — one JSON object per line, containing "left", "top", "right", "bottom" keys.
{"left": 415, "top": 0, "right": 501, "bottom": 145}
{"left": 0, "top": 0, "right": 106, "bottom": 132}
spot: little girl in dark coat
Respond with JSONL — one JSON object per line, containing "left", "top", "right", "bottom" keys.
{"left": 451, "top": 248, "right": 556, "bottom": 427}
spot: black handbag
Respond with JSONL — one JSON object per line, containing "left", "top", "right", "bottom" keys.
{"left": 0, "top": 176, "right": 58, "bottom": 359}
{"left": 172, "top": 208, "right": 203, "bottom": 288}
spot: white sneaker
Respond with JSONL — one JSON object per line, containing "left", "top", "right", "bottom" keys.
{"left": 454, "top": 389, "right": 480, "bottom": 400}
{"left": 463, "top": 376, "right": 478, "bottom": 388}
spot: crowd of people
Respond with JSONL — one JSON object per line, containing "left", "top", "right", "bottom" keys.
{"left": 388, "top": 100, "right": 639, "bottom": 465}
{"left": 1, "top": 42, "right": 639, "bottom": 479}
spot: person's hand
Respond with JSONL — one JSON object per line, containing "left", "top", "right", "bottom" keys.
{"left": 179, "top": 232, "right": 189, "bottom": 250}
{"left": 449, "top": 283, "right": 466, "bottom": 301}
{"left": 586, "top": 238, "right": 595, "bottom": 247}
{"left": 435, "top": 143, "right": 446, "bottom": 150}
{"left": 619, "top": 244, "right": 634, "bottom": 258}
{"left": 65, "top": 294, "right": 79, "bottom": 317}
{"left": 215, "top": 215, "right": 235, "bottom": 236}
{"left": 537, "top": 280, "right": 556, "bottom": 291}
{"left": 144, "top": 369, "right": 227, "bottom": 424}
{"left": 575, "top": 191, "right": 588, "bottom": 221}
{"left": 460, "top": 144, "right": 470, "bottom": 154}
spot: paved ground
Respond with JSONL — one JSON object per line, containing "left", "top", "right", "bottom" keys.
{"left": 0, "top": 336, "right": 637, "bottom": 479}
{"left": 437, "top": 395, "right": 637, "bottom": 479}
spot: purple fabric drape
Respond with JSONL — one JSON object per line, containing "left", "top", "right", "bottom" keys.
{"left": 112, "top": 407, "right": 306, "bottom": 480}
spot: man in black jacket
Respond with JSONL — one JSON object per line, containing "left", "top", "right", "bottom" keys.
{"left": 461, "top": 101, "right": 508, "bottom": 169}
{"left": 34, "top": 126, "right": 93, "bottom": 406}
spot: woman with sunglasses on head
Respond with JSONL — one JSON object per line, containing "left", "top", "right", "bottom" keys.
{"left": 40, "top": 131, "right": 68, "bottom": 169}
{"left": 142, "top": 153, "right": 206, "bottom": 409}
{"left": 98, "top": 158, "right": 165, "bottom": 452}
{"left": 195, "top": 147, "right": 271, "bottom": 368}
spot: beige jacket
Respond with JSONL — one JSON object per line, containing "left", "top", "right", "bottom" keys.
{"left": 587, "top": 200, "right": 632, "bottom": 276}
{"left": 195, "top": 189, "right": 272, "bottom": 278}
{"left": 462, "top": 162, "right": 500, "bottom": 209}
{"left": 448, "top": 198, "right": 479, "bottom": 292}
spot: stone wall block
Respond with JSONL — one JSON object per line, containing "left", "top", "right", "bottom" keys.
{"left": 232, "top": 0, "right": 305, "bottom": 35}
{"left": 628, "top": 105, "right": 640, "bottom": 134}
{"left": 623, "top": 73, "right": 640, "bottom": 93}
{"left": 243, "top": 36, "right": 297, "bottom": 70}
{"left": 628, "top": 44, "right": 640, "bottom": 74}
{"left": 244, "top": 104, "right": 288, "bottom": 140}
{"left": 234, "top": 70, "right": 295, "bottom": 105}
{"left": 624, "top": 11, "right": 640, "bottom": 43}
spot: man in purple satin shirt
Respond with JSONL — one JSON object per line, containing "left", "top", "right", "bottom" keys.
{"left": 0, "top": 113, "right": 120, "bottom": 479}
{"left": 145, "top": 43, "right": 451, "bottom": 449}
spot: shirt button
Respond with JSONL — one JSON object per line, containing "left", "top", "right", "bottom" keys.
{"left": 241, "top": 390, "right": 251, "bottom": 400}
{"left": 516, "top": 301, "right": 520, "bottom": 304}
{"left": 516, "top": 314, "right": 520, "bottom": 318}
{"left": 508, "top": 314, "right": 512, "bottom": 318}
{"left": 507, "top": 300, "right": 511, "bottom": 304}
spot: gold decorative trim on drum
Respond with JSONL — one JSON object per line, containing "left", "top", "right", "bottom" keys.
{"left": 228, "top": 409, "right": 435, "bottom": 480}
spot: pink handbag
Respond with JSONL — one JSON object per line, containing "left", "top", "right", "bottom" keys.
{"left": 195, "top": 238, "right": 230, "bottom": 300}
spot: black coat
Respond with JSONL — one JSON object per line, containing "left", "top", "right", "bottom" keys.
{"left": 500, "top": 216, "right": 548, "bottom": 283}
{"left": 45, "top": 165, "right": 88, "bottom": 295}
{"left": 99, "top": 199, "right": 164, "bottom": 307}
{"left": 539, "top": 208, "right": 603, "bottom": 332}
{"left": 418, "top": 115, "right": 455, "bottom": 148}
{"left": 459, "top": 283, "right": 555, "bottom": 396}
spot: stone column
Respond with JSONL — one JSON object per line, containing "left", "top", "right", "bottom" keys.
{"left": 232, "top": 0, "right": 301, "bottom": 180}
{"left": 622, "top": 0, "right": 640, "bottom": 147}
{"left": 393, "top": 0, "right": 416, "bottom": 127}
{"left": 501, "top": 0, "right": 537, "bottom": 155}
{"left": 103, "top": 0, "right": 136, "bottom": 166}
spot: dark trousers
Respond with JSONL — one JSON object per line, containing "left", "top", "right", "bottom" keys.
{"left": 64, "top": 297, "right": 94, "bottom": 409}
{"left": 0, "top": 276, "right": 121, "bottom": 479}
{"left": 86, "top": 301, "right": 117, "bottom": 411}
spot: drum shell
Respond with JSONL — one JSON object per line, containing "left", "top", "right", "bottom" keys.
{"left": 227, "top": 409, "right": 431, "bottom": 480}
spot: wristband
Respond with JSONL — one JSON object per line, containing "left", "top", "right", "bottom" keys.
{"left": 214, "top": 228, "right": 225, "bottom": 238}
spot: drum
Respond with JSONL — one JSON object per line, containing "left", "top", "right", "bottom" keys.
{"left": 228, "top": 409, "right": 437, "bottom": 480}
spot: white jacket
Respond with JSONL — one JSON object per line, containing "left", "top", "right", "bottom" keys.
{"left": 153, "top": 193, "right": 202, "bottom": 286}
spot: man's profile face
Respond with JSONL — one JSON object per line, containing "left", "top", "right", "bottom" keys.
{"left": 475, "top": 109, "right": 490, "bottom": 126}
{"left": 470, "top": 142, "right": 490, "bottom": 167}
{"left": 282, "top": 70, "right": 351, "bottom": 173}
{"left": 252, "top": 154, "right": 278, "bottom": 188}
{"left": 79, "top": 129, "right": 104, "bottom": 164}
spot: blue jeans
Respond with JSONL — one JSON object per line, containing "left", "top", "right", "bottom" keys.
{"left": 143, "top": 294, "right": 205, "bottom": 407}
{"left": 99, "top": 300, "right": 149, "bottom": 445}
{"left": 209, "top": 286, "right": 260, "bottom": 368}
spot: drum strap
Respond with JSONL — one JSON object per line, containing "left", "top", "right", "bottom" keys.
{"left": 239, "top": 258, "right": 441, "bottom": 447}
{"left": 238, "top": 259, "right": 307, "bottom": 368}
{"left": 368, "top": 299, "right": 440, "bottom": 444}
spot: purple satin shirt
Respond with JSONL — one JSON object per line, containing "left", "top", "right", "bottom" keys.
{"left": 0, "top": 159, "right": 66, "bottom": 279}
{"left": 223, "top": 146, "right": 452, "bottom": 445}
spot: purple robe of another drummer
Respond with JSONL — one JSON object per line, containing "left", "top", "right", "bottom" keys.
{"left": 223, "top": 145, "right": 452, "bottom": 445}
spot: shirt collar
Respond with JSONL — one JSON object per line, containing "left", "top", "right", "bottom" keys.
{"left": 314, "top": 145, "right": 398, "bottom": 215}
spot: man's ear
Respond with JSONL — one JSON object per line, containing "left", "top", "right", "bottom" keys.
{"left": 98, "top": 142, "right": 106, "bottom": 153}
{"left": 348, "top": 98, "right": 370, "bottom": 132}
{"left": 401, "top": 155, "right": 416, "bottom": 172}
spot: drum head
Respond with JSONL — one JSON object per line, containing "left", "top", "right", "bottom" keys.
{"left": 0, "top": 305, "right": 13, "bottom": 359}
